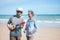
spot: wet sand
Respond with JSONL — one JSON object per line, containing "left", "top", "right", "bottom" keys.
{"left": 0, "top": 24, "right": 60, "bottom": 40}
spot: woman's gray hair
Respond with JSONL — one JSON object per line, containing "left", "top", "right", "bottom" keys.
{"left": 28, "top": 10, "right": 34, "bottom": 16}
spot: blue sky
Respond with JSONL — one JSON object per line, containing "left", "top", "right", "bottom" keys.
{"left": 0, "top": 0, "right": 60, "bottom": 15}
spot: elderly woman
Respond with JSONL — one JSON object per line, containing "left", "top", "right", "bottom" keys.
{"left": 24, "top": 10, "right": 37, "bottom": 40}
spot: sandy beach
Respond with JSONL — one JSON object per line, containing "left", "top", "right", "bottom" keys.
{"left": 0, "top": 24, "right": 60, "bottom": 40}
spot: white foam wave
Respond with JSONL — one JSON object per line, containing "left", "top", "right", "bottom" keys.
{"left": 0, "top": 19, "right": 60, "bottom": 24}
{"left": 56, "top": 19, "right": 60, "bottom": 20}
{"left": 37, "top": 20, "right": 60, "bottom": 23}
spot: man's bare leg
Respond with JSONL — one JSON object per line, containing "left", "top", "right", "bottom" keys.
{"left": 10, "top": 36, "right": 16, "bottom": 40}
{"left": 16, "top": 36, "right": 21, "bottom": 40}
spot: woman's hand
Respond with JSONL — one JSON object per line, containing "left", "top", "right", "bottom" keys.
{"left": 30, "top": 30, "right": 35, "bottom": 34}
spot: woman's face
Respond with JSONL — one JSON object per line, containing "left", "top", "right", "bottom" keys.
{"left": 28, "top": 12, "right": 33, "bottom": 19}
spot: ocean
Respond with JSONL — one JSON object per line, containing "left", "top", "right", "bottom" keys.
{"left": 0, "top": 14, "right": 60, "bottom": 28}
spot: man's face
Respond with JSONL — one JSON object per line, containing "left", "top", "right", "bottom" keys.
{"left": 16, "top": 11, "right": 22, "bottom": 17}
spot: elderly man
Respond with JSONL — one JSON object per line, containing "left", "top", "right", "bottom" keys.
{"left": 7, "top": 8, "right": 24, "bottom": 40}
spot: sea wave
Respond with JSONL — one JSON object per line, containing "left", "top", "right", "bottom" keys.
{"left": 37, "top": 20, "right": 60, "bottom": 23}
{"left": 0, "top": 19, "right": 60, "bottom": 24}
{"left": 0, "top": 19, "right": 60, "bottom": 27}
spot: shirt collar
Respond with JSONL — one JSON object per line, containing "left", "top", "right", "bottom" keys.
{"left": 29, "top": 17, "right": 34, "bottom": 22}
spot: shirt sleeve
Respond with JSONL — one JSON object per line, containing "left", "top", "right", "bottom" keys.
{"left": 25, "top": 20, "right": 29, "bottom": 30}
{"left": 34, "top": 19, "right": 38, "bottom": 32}
{"left": 7, "top": 17, "right": 12, "bottom": 24}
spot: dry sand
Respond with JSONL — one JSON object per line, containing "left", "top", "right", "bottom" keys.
{"left": 0, "top": 24, "right": 60, "bottom": 40}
